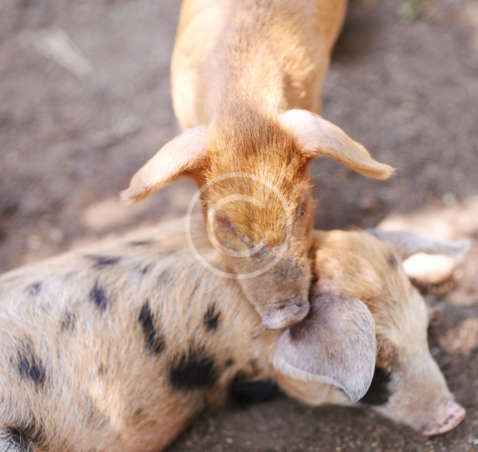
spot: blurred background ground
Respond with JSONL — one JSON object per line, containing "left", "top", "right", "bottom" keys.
{"left": 0, "top": 0, "right": 478, "bottom": 450}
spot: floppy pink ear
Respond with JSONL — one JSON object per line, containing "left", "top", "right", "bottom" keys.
{"left": 278, "top": 109, "right": 394, "bottom": 180}
{"left": 273, "top": 293, "right": 376, "bottom": 403}
{"left": 121, "top": 126, "right": 208, "bottom": 203}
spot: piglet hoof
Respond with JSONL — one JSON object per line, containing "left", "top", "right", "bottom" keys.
{"left": 422, "top": 401, "right": 466, "bottom": 436}
{"left": 262, "top": 299, "right": 309, "bottom": 330}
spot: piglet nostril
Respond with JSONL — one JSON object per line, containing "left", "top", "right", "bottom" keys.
{"left": 422, "top": 401, "right": 466, "bottom": 436}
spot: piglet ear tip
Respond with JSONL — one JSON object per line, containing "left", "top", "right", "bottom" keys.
{"left": 119, "top": 189, "right": 134, "bottom": 204}
{"left": 343, "top": 384, "right": 369, "bottom": 404}
{"left": 381, "top": 164, "right": 396, "bottom": 179}
{"left": 119, "top": 187, "right": 144, "bottom": 204}
{"left": 364, "top": 159, "right": 395, "bottom": 180}
{"left": 353, "top": 161, "right": 395, "bottom": 181}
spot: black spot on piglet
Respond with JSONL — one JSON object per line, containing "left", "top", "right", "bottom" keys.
{"left": 203, "top": 303, "right": 221, "bottom": 332}
{"left": 25, "top": 282, "right": 42, "bottom": 296}
{"left": 1, "top": 426, "right": 34, "bottom": 451}
{"left": 229, "top": 373, "right": 279, "bottom": 406}
{"left": 169, "top": 346, "right": 217, "bottom": 391}
{"left": 60, "top": 311, "right": 76, "bottom": 332}
{"left": 387, "top": 252, "right": 399, "bottom": 268}
{"left": 360, "top": 367, "right": 392, "bottom": 406}
{"left": 89, "top": 281, "right": 108, "bottom": 312}
{"left": 157, "top": 268, "right": 173, "bottom": 286}
{"left": 85, "top": 254, "right": 121, "bottom": 268}
{"left": 138, "top": 301, "right": 165, "bottom": 355}
{"left": 16, "top": 340, "right": 46, "bottom": 389}
{"left": 1, "top": 421, "right": 47, "bottom": 451}
{"left": 139, "top": 263, "right": 153, "bottom": 276}
{"left": 128, "top": 240, "right": 156, "bottom": 247}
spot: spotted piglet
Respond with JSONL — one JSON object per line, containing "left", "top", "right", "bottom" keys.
{"left": 0, "top": 226, "right": 468, "bottom": 451}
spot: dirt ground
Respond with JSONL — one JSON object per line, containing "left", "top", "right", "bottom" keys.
{"left": 1, "top": 0, "right": 478, "bottom": 450}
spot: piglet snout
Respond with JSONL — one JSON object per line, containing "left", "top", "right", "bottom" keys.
{"left": 422, "top": 400, "right": 466, "bottom": 436}
{"left": 262, "top": 298, "right": 309, "bottom": 330}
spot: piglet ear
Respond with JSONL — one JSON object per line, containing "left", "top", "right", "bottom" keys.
{"left": 273, "top": 293, "right": 376, "bottom": 403}
{"left": 369, "top": 229, "right": 472, "bottom": 285}
{"left": 368, "top": 229, "right": 471, "bottom": 260}
{"left": 278, "top": 109, "right": 394, "bottom": 180}
{"left": 120, "top": 126, "right": 208, "bottom": 203}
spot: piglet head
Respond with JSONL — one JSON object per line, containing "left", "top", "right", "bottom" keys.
{"left": 363, "top": 335, "right": 466, "bottom": 436}
{"left": 360, "top": 230, "right": 469, "bottom": 435}
{"left": 120, "top": 110, "right": 393, "bottom": 330}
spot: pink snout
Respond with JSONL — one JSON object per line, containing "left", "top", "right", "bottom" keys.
{"left": 422, "top": 401, "right": 466, "bottom": 436}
